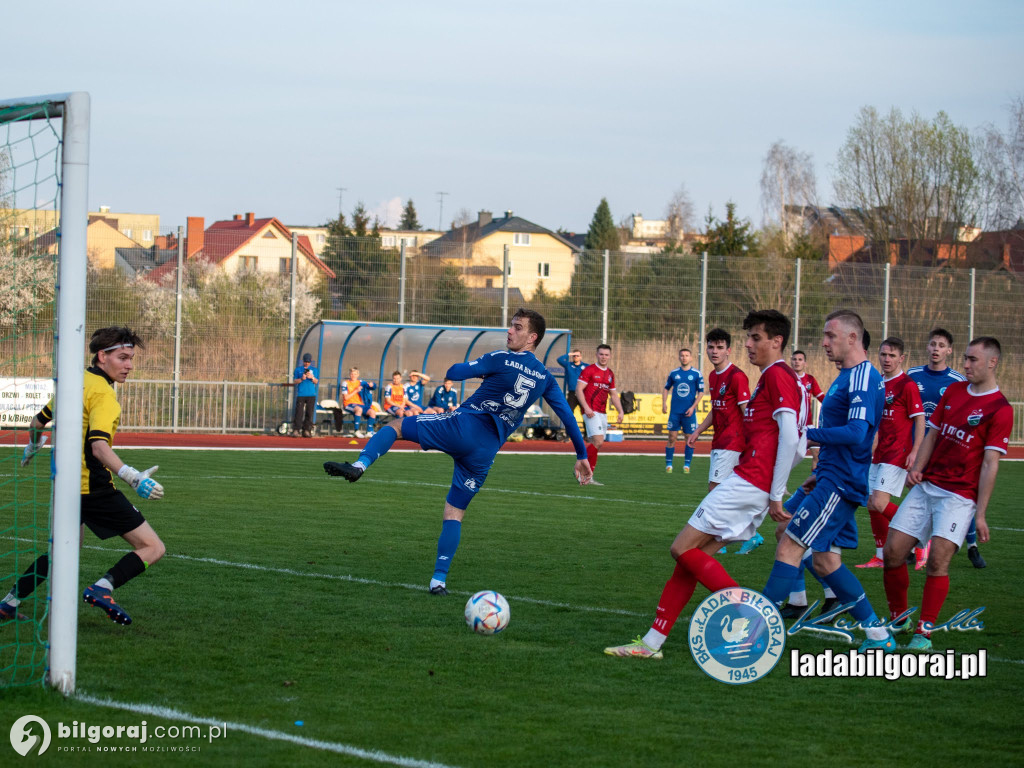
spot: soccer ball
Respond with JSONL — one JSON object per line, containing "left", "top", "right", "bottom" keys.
{"left": 464, "top": 590, "right": 510, "bottom": 635}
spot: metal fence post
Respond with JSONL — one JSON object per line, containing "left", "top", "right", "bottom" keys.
{"left": 399, "top": 242, "right": 407, "bottom": 324}
{"left": 602, "top": 249, "right": 610, "bottom": 344}
{"left": 969, "top": 267, "right": 976, "bottom": 342}
{"left": 699, "top": 251, "right": 708, "bottom": 343}
{"left": 172, "top": 226, "right": 184, "bottom": 433}
{"left": 502, "top": 245, "right": 510, "bottom": 326}
{"left": 288, "top": 231, "right": 297, "bottom": 381}
{"left": 793, "top": 257, "right": 801, "bottom": 352}
{"left": 222, "top": 381, "right": 228, "bottom": 434}
{"left": 883, "top": 263, "right": 891, "bottom": 341}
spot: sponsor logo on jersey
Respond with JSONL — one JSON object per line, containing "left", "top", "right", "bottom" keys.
{"left": 688, "top": 588, "right": 786, "bottom": 685}
{"left": 676, "top": 382, "right": 691, "bottom": 398}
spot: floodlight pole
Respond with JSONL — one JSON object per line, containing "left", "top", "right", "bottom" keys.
{"left": 50, "top": 91, "right": 90, "bottom": 696}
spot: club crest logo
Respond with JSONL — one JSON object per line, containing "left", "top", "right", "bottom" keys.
{"left": 967, "top": 409, "right": 983, "bottom": 426}
{"left": 688, "top": 588, "right": 786, "bottom": 685}
{"left": 719, "top": 384, "right": 727, "bottom": 396}
{"left": 9, "top": 715, "right": 51, "bottom": 756}
{"left": 885, "top": 393, "right": 895, "bottom": 404}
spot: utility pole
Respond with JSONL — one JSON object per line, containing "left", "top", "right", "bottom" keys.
{"left": 336, "top": 187, "right": 347, "bottom": 217}
{"left": 436, "top": 191, "right": 449, "bottom": 232}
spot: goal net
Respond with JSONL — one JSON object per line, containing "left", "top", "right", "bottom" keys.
{"left": 0, "top": 93, "right": 89, "bottom": 692}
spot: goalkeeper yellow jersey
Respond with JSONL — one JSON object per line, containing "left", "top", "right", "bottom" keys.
{"left": 38, "top": 366, "right": 120, "bottom": 495}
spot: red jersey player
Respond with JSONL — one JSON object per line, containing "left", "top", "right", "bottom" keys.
{"left": 688, "top": 328, "right": 750, "bottom": 491}
{"left": 604, "top": 310, "right": 805, "bottom": 659}
{"left": 575, "top": 344, "right": 624, "bottom": 485}
{"left": 791, "top": 349, "right": 825, "bottom": 470}
{"left": 856, "top": 337, "right": 925, "bottom": 569}
{"left": 882, "top": 337, "right": 1014, "bottom": 651}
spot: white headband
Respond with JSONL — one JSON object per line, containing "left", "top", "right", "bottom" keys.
{"left": 101, "top": 343, "right": 134, "bottom": 352}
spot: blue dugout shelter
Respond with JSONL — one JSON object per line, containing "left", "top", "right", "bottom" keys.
{"left": 294, "top": 321, "right": 573, "bottom": 404}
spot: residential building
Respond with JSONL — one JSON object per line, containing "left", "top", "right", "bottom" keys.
{"left": 423, "top": 210, "right": 577, "bottom": 300}
{"left": 146, "top": 212, "right": 335, "bottom": 284}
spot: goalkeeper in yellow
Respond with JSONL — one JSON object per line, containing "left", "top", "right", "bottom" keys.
{"left": 1, "top": 327, "right": 165, "bottom": 626}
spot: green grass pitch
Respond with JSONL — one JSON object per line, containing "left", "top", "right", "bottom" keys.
{"left": 2, "top": 448, "right": 1022, "bottom": 767}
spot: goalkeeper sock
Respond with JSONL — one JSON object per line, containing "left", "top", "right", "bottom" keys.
{"left": 432, "top": 519, "right": 462, "bottom": 582}
{"left": 356, "top": 427, "right": 398, "bottom": 469}
{"left": 665, "top": 446, "right": 674, "bottom": 467}
{"left": 14, "top": 554, "right": 49, "bottom": 600}
{"left": 103, "top": 552, "right": 147, "bottom": 589}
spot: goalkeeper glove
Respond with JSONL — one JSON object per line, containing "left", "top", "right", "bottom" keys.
{"left": 20, "top": 435, "right": 48, "bottom": 467}
{"left": 117, "top": 464, "right": 164, "bottom": 500}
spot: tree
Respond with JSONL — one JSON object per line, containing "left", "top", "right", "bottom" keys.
{"left": 664, "top": 184, "right": 697, "bottom": 246}
{"left": 978, "top": 95, "right": 1024, "bottom": 230}
{"left": 320, "top": 203, "right": 398, "bottom": 319}
{"left": 400, "top": 199, "right": 421, "bottom": 230}
{"left": 700, "top": 202, "right": 759, "bottom": 257}
{"left": 833, "top": 106, "right": 981, "bottom": 260}
{"left": 584, "top": 198, "right": 620, "bottom": 252}
{"left": 760, "top": 140, "right": 817, "bottom": 242}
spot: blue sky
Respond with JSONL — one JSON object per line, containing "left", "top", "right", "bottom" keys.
{"left": 6, "top": 0, "right": 1023, "bottom": 234}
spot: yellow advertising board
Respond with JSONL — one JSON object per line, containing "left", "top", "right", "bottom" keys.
{"left": 576, "top": 392, "right": 713, "bottom": 436}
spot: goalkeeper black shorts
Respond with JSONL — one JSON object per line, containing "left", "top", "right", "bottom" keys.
{"left": 81, "top": 488, "right": 147, "bottom": 540}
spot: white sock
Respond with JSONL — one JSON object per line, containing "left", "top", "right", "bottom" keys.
{"left": 865, "top": 626, "right": 889, "bottom": 641}
{"left": 2, "top": 592, "right": 20, "bottom": 607}
{"left": 788, "top": 589, "right": 807, "bottom": 607}
{"left": 875, "top": 547, "right": 883, "bottom": 558}
{"left": 353, "top": 460, "right": 367, "bottom": 471}
{"left": 95, "top": 577, "right": 114, "bottom": 591}
{"left": 429, "top": 577, "right": 445, "bottom": 590}
{"left": 642, "top": 628, "right": 667, "bottom": 651}
{"left": 823, "top": 587, "right": 836, "bottom": 599}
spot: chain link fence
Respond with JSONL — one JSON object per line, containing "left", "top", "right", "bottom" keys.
{"left": 4, "top": 228, "right": 1022, "bottom": 436}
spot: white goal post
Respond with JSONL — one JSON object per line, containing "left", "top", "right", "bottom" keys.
{"left": 0, "top": 92, "right": 90, "bottom": 694}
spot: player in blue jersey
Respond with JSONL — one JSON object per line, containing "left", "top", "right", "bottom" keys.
{"left": 425, "top": 378, "right": 459, "bottom": 413}
{"left": 762, "top": 309, "right": 896, "bottom": 652}
{"left": 662, "top": 349, "right": 704, "bottom": 473}
{"left": 323, "top": 309, "right": 592, "bottom": 594}
{"left": 906, "top": 328, "right": 982, "bottom": 568}
{"left": 556, "top": 348, "right": 587, "bottom": 414}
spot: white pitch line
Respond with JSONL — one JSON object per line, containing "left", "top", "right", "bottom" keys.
{"left": 75, "top": 544, "right": 648, "bottom": 618}
{"left": 73, "top": 692, "right": 461, "bottom": 768}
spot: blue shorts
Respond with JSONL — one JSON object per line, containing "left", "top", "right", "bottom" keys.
{"left": 401, "top": 412, "right": 501, "bottom": 510}
{"left": 667, "top": 411, "right": 696, "bottom": 434}
{"left": 344, "top": 403, "right": 367, "bottom": 414}
{"left": 784, "top": 476, "right": 859, "bottom": 551}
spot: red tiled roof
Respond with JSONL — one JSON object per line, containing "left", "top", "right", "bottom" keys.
{"left": 143, "top": 215, "right": 335, "bottom": 282}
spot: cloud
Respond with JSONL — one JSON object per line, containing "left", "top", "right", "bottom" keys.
{"left": 369, "top": 197, "right": 404, "bottom": 229}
